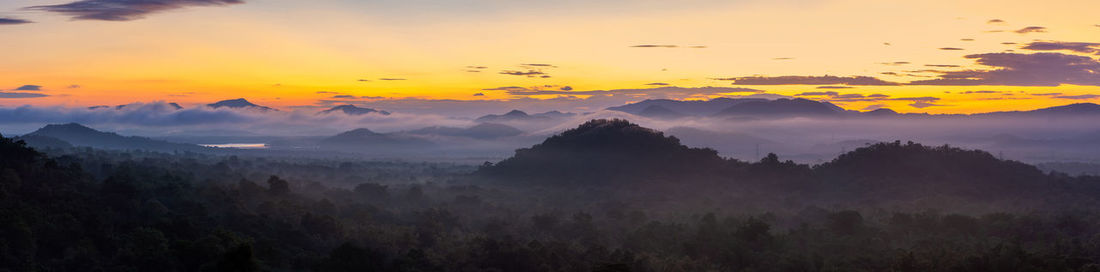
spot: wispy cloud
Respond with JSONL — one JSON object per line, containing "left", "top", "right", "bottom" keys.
{"left": 631, "top": 45, "right": 678, "bottom": 48}
{"left": 1021, "top": 41, "right": 1100, "bottom": 55}
{"left": 1014, "top": 26, "right": 1047, "bottom": 34}
{"left": 14, "top": 85, "right": 42, "bottom": 91}
{"left": 1054, "top": 94, "right": 1100, "bottom": 100}
{"left": 26, "top": 0, "right": 244, "bottom": 21}
{"left": 718, "top": 75, "right": 901, "bottom": 86}
{"left": 0, "top": 17, "right": 32, "bottom": 25}
{"left": 0, "top": 92, "right": 49, "bottom": 99}
{"left": 499, "top": 70, "right": 550, "bottom": 78}
{"left": 909, "top": 52, "right": 1100, "bottom": 86}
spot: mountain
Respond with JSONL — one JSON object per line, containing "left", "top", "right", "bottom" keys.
{"left": 319, "top": 105, "right": 391, "bottom": 116}
{"left": 12, "top": 134, "right": 73, "bottom": 150}
{"left": 474, "top": 110, "right": 574, "bottom": 123}
{"left": 1029, "top": 103, "right": 1100, "bottom": 115}
{"left": 207, "top": 98, "right": 276, "bottom": 111}
{"left": 405, "top": 123, "right": 523, "bottom": 139}
{"left": 23, "top": 123, "right": 205, "bottom": 152}
{"left": 637, "top": 105, "right": 687, "bottom": 119}
{"left": 712, "top": 98, "right": 845, "bottom": 117}
{"left": 607, "top": 98, "right": 766, "bottom": 116}
{"left": 319, "top": 128, "right": 434, "bottom": 150}
{"left": 476, "top": 119, "right": 729, "bottom": 184}
{"left": 978, "top": 103, "right": 1100, "bottom": 117}
{"left": 815, "top": 141, "right": 1051, "bottom": 200}
{"left": 863, "top": 108, "right": 898, "bottom": 116}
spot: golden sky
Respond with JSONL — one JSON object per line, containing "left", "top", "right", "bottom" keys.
{"left": 1, "top": 0, "right": 1098, "bottom": 114}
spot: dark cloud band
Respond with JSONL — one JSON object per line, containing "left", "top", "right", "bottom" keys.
{"left": 26, "top": 0, "right": 244, "bottom": 21}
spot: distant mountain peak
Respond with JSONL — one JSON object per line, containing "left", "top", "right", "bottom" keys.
{"left": 638, "top": 105, "right": 686, "bottom": 119}
{"left": 34, "top": 123, "right": 99, "bottom": 134}
{"left": 338, "top": 128, "right": 379, "bottom": 136}
{"left": 713, "top": 98, "right": 844, "bottom": 117}
{"left": 320, "top": 105, "right": 391, "bottom": 116}
{"left": 475, "top": 109, "right": 568, "bottom": 123}
{"left": 207, "top": 98, "right": 276, "bottom": 111}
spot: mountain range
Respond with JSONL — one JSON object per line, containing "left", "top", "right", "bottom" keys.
{"left": 318, "top": 105, "right": 391, "bottom": 116}
{"left": 474, "top": 110, "right": 577, "bottom": 123}
{"left": 17, "top": 123, "right": 206, "bottom": 152}
{"left": 207, "top": 98, "right": 277, "bottom": 111}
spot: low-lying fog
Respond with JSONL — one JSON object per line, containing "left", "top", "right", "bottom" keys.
{"left": 4, "top": 102, "right": 1100, "bottom": 166}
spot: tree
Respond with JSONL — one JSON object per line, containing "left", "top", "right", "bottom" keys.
{"left": 267, "top": 175, "right": 290, "bottom": 195}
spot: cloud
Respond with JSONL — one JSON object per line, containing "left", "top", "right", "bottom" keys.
{"left": 816, "top": 86, "right": 853, "bottom": 89}
{"left": 961, "top": 39, "right": 975, "bottom": 42}
{"left": 719, "top": 75, "right": 901, "bottom": 86}
{"left": 908, "top": 52, "right": 1100, "bottom": 86}
{"left": 358, "top": 79, "right": 372, "bottom": 82}
{"left": 862, "top": 104, "right": 888, "bottom": 110}
{"left": 0, "top": 92, "right": 49, "bottom": 99}
{"left": 26, "top": 0, "right": 244, "bottom": 21}
{"left": 14, "top": 85, "right": 42, "bottom": 91}
{"left": 501, "top": 86, "right": 763, "bottom": 98}
{"left": 795, "top": 91, "right": 839, "bottom": 97}
{"left": 1021, "top": 41, "right": 1100, "bottom": 54}
{"left": 67, "top": 85, "right": 81, "bottom": 89}
{"left": 880, "top": 61, "right": 910, "bottom": 66}
{"left": 631, "top": 45, "right": 678, "bottom": 48}
{"left": 925, "top": 64, "right": 961, "bottom": 68}
{"left": 0, "top": 17, "right": 32, "bottom": 25}
{"left": 0, "top": 102, "right": 481, "bottom": 137}
{"left": 988, "top": 19, "right": 1004, "bottom": 24}
{"left": 909, "top": 101, "right": 943, "bottom": 108}
{"left": 520, "top": 63, "right": 555, "bottom": 67}
{"left": 378, "top": 78, "right": 406, "bottom": 81}
{"left": 773, "top": 57, "right": 794, "bottom": 60}
{"left": 960, "top": 90, "right": 1001, "bottom": 94}
{"left": 500, "top": 70, "right": 550, "bottom": 78}
{"left": 473, "top": 93, "right": 485, "bottom": 96}
{"left": 1014, "top": 26, "right": 1047, "bottom": 34}
{"left": 645, "top": 83, "right": 670, "bottom": 86}
{"left": 1054, "top": 94, "right": 1100, "bottom": 100}
{"left": 560, "top": 86, "right": 573, "bottom": 91}
{"left": 1031, "top": 92, "right": 1062, "bottom": 96}
{"left": 939, "top": 47, "right": 965, "bottom": 51}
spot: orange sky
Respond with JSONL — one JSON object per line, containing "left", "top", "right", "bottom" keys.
{"left": 1, "top": 0, "right": 1098, "bottom": 114}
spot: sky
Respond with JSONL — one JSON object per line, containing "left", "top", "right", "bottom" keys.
{"left": 1, "top": 0, "right": 1099, "bottom": 115}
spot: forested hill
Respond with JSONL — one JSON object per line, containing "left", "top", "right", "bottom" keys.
{"left": 477, "top": 119, "right": 1100, "bottom": 206}
{"left": 476, "top": 119, "right": 732, "bottom": 184}
{"left": 6, "top": 128, "right": 1100, "bottom": 271}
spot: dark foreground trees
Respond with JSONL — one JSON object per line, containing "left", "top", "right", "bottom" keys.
{"left": 3, "top": 133, "right": 1100, "bottom": 271}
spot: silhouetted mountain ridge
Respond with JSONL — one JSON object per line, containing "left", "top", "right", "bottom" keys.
{"left": 24, "top": 123, "right": 205, "bottom": 152}
{"left": 319, "top": 105, "right": 390, "bottom": 115}
{"left": 207, "top": 98, "right": 276, "bottom": 111}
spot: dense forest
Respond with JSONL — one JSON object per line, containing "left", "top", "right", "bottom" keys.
{"left": 4, "top": 120, "right": 1100, "bottom": 271}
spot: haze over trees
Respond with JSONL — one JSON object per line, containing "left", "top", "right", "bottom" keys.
{"left": 3, "top": 119, "right": 1100, "bottom": 271}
